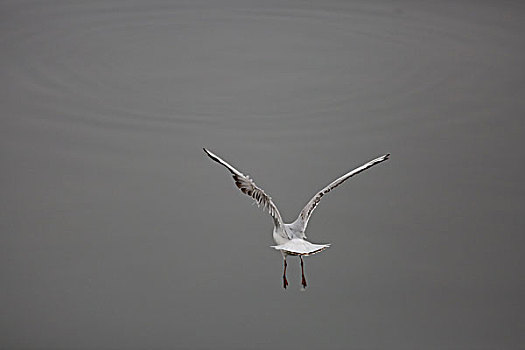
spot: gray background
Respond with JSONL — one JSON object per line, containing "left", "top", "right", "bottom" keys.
{"left": 1, "top": 0, "right": 524, "bottom": 349}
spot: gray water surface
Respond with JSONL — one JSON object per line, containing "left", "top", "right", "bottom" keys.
{"left": 1, "top": 1, "right": 524, "bottom": 349}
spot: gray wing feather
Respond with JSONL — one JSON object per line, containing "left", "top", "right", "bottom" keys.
{"left": 203, "top": 148, "right": 284, "bottom": 228}
{"left": 295, "top": 154, "right": 390, "bottom": 231}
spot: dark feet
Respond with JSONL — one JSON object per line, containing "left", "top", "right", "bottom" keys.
{"left": 282, "top": 258, "right": 288, "bottom": 289}
{"left": 301, "top": 275, "right": 307, "bottom": 289}
{"left": 300, "top": 256, "right": 307, "bottom": 289}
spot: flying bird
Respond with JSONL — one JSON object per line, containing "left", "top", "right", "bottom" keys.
{"left": 203, "top": 148, "right": 389, "bottom": 289}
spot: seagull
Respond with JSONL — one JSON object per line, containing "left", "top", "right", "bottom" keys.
{"left": 203, "top": 148, "right": 389, "bottom": 289}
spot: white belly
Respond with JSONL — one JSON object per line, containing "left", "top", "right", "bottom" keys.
{"left": 272, "top": 228, "right": 290, "bottom": 246}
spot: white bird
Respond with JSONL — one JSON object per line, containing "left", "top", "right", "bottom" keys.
{"left": 203, "top": 148, "right": 389, "bottom": 289}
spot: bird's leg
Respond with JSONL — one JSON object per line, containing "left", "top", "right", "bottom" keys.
{"left": 282, "top": 258, "right": 288, "bottom": 289}
{"left": 300, "top": 256, "right": 307, "bottom": 289}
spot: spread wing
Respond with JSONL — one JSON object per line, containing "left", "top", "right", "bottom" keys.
{"left": 294, "top": 154, "right": 390, "bottom": 233}
{"left": 203, "top": 148, "right": 284, "bottom": 228}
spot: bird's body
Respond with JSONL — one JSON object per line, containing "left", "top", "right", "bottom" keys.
{"left": 272, "top": 224, "right": 329, "bottom": 255}
{"left": 203, "top": 148, "right": 389, "bottom": 289}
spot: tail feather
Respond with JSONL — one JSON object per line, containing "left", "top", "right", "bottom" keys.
{"left": 271, "top": 238, "right": 330, "bottom": 256}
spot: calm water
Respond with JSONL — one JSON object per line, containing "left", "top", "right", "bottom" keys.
{"left": 1, "top": 1, "right": 524, "bottom": 349}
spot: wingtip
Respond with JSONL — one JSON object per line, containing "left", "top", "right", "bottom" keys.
{"left": 385, "top": 153, "right": 390, "bottom": 159}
